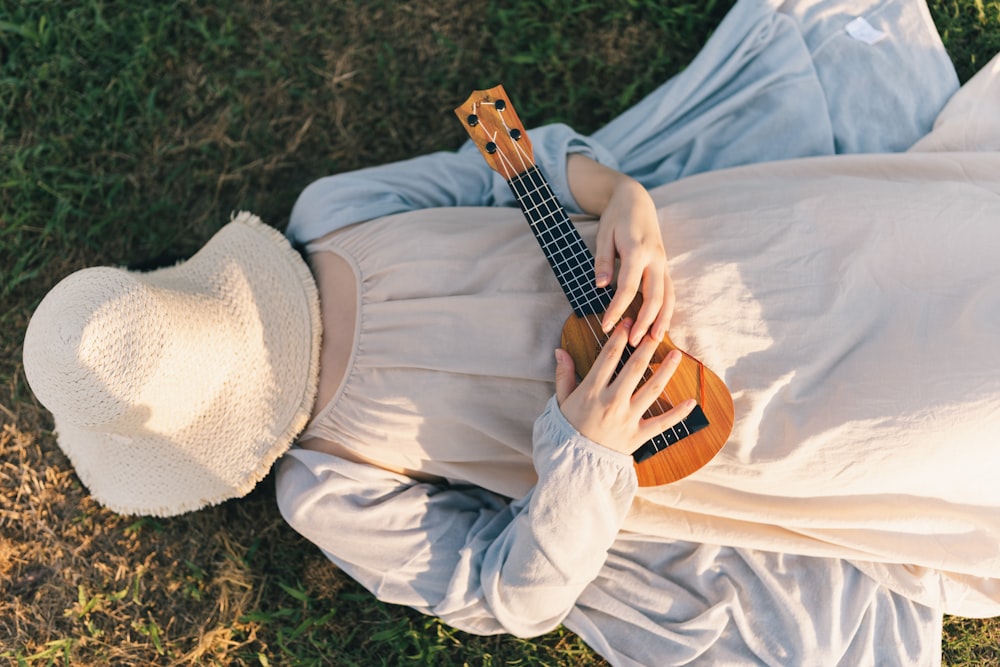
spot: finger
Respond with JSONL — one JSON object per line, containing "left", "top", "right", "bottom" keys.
{"left": 639, "top": 398, "right": 698, "bottom": 442}
{"left": 553, "top": 348, "right": 577, "bottom": 405}
{"left": 632, "top": 348, "right": 683, "bottom": 409}
{"left": 651, "top": 273, "right": 675, "bottom": 340}
{"left": 613, "top": 334, "right": 664, "bottom": 392}
{"left": 601, "top": 259, "right": 643, "bottom": 333}
{"left": 594, "top": 223, "right": 616, "bottom": 289}
{"left": 588, "top": 318, "right": 632, "bottom": 383}
{"left": 631, "top": 267, "right": 665, "bottom": 346}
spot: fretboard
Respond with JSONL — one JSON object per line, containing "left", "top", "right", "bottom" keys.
{"left": 507, "top": 166, "right": 613, "bottom": 317}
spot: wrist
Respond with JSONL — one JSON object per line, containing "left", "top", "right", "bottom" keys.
{"left": 541, "top": 395, "right": 638, "bottom": 467}
{"left": 609, "top": 173, "right": 649, "bottom": 204}
{"left": 567, "top": 154, "right": 640, "bottom": 216}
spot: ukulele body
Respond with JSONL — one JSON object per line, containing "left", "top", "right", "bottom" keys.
{"left": 560, "top": 300, "right": 734, "bottom": 486}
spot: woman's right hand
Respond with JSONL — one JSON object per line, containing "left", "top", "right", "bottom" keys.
{"left": 554, "top": 319, "right": 696, "bottom": 457}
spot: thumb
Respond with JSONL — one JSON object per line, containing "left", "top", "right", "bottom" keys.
{"left": 554, "top": 348, "right": 578, "bottom": 404}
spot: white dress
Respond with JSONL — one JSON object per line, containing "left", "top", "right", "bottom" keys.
{"left": 277, "top": 0, "right": 1000, "bottom": 664}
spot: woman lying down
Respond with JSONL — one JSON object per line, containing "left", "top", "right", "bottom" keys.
{"left": 22, "top": 0, "right": 1000, "bottom": 664}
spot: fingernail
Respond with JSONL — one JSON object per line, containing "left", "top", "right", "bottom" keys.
{"left": 596, "top": 272, "right": 609, "bottom": 287}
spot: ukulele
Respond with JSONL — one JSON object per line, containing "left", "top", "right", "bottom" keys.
{"left": 455, "top": 84, "right": 734, "bottom": 486}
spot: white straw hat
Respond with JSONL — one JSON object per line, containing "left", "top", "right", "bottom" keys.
{"left": 22, "top": 212, "right": 321, "bottom": 517}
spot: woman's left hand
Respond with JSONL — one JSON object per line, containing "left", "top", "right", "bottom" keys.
{"left": 594, "top": 176, "right": 674, "bottom": 346}
{"left": 566, "top": 154, "right": 674, "bottom": 347}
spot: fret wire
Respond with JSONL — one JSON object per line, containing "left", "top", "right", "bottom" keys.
{"left": 518, "top": 190, "right": 562, "bottom": 218}
{"left": 538, "top": 238, "right": 591, "bottom": 273}
{"left": 534, "top": 231, "right": 588, "bottom": 259}
{"left": 546, "top": 257, "right": 605, "bottom": 309}
{"left": 550, "top": 264, "right": 589, "bottom": 287}
{"left": 512, "top": 168, "right": 556, "bottom": 204}
{"left": 515, "top": 192, "right": 590, "bottom": 261}
{"left": 517, "top": 196, "right": 573, "bottom": 233}
{"left": 524, "top": 165, "right": 550, "bottom": 200}
{"left": 522, "top": 206, "right": 590, "bottom": 258}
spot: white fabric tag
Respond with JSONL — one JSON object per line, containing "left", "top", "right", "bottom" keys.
{"left": 845, "top": 17, "right": 887, "bottom": 45}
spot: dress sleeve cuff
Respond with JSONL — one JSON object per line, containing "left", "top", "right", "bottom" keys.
{"left": 532, "top": 395, "right": 638, "bottom": 479}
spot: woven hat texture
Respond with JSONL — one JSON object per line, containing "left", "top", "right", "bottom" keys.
{"left": 23, "top": 212, "right": 321, "bottom": 516}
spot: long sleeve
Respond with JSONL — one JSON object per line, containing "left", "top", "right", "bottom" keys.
{"left": 275, "top": 396, "right": 638, "bottom": 637}
{"left": 285, "top": 123, "right": 619, "bottom": 245}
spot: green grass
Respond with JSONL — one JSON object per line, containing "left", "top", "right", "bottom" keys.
{"left": 2, "top": 0, "right": 999, "bottom": 665}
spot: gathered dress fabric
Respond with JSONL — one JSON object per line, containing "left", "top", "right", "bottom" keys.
{"left": 277, "top": 0, "right": 1000, "bottom": 664}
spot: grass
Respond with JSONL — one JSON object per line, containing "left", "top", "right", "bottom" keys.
{"left": 1, "top": 0, "right": 998, "bottom": 664}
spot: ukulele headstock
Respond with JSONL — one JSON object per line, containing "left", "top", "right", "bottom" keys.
{"left": 454, "top": 84, "right": 534, "bottom": 180}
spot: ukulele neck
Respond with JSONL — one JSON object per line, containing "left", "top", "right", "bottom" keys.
{"left": 507, "top": 166, "right": 613, "bottom": 317}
